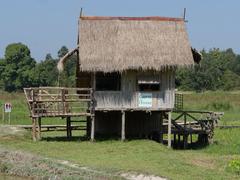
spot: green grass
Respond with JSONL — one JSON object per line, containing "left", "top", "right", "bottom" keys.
{"left": 1, "top": 130, "right": 240, "bottom": 180}
{"left": 181, "top": 91, "right": 240, "bottom": 125}
{"left": 0, "top": 90, "right": 240, "bottom": 179}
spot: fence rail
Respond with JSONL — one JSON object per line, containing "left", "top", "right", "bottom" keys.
{"left": 24, "top": 87, "right": 94, "bottom": 118}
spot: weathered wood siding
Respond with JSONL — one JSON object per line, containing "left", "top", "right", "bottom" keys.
{"left": 94, "top": 70, "right": 175, "bottom": 110}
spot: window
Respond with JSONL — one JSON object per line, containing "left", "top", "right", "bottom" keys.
{"left": 137, "top": 76, "right": 160, "bottom": 91}
{"left": 138, "top": 83, "right": 160, "bottom": 91}
{"left": 96, "top": 72, "right": 121, "bottom": 91}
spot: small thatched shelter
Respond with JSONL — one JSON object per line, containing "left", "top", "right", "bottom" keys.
{"left": 58, "top": 15, "right": 199, "bottom": 145}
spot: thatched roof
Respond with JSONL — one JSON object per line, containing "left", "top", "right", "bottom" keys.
{"left": 78, "top": 16, "right": 194, "bottom": 72}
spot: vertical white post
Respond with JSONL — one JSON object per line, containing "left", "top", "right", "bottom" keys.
{"left": 91, "top": 116, "right": 95, "bottom": 141}
{"left": 168, "top": 111, "right": 172, "bottom": 148}
{"left": 121, "top": 111, "right": 125, "bottom": 141}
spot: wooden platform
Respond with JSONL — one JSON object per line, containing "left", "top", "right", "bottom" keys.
{"left": 166, "top": 110, "right": 223, "bottom": 149}
{"left": 24, "top": 87, "right": 95, "bottom": 141}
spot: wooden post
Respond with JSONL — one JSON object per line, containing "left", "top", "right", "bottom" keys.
{"left": 173, "top": 133, "right": 176, "bottom": 146}
{"left": 69, "top": 118, "right": 72, "bottom": 137}
{"left": 178, "top": 134, "right": 181, "bottom": 148}
{"left": 183, "top": 134, "right": 188, "bottom": 149}
{"left": 62, "top": 88, "right": 66, "bottom": 115}
{"left": 66, "top": 118, "right": 69, "bottom": 138}
{"left": 183, "top": 112, "right": 187, "bottom": 149}
{"left": 168, "top": 111, "right": 172, "bottom": 148}
{"left": 90, "top": 116, "right": 95, "bottom": 141}
{"left": 37, "top": 117, "right": 41, "bottom": 140}
{"left": 32, "top": 117, "right": 37, "bottom": 141}
{"left": 121, "top": 111, "right": 126, "bottom": 141}
{"left": 66, "top": 117, "right": 71, "bottom": 138}
{"left": 184, "top": 113, "right": 186, "bottom": 129}
{"left": 90, "top": 72, "right": 96, "bottom": 142}
{"left": 86, "top": 117, "right": 91, "bottom": 137}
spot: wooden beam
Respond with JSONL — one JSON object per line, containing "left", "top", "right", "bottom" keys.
{"left": 121, "top": 111, "right": 126, "bottom": 141}
{"left": 168, "top": 111, "right": 172, "bottom": 148}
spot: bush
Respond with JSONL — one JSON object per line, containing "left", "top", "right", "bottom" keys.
{"left": 228, "top": 160, "right": 240, "bottom": 174}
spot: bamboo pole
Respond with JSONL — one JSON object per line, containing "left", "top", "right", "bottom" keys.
{"left": 90, "top": 72, "right": 96, "bottom": 142}
{"left": 121, "top": 111, "right": 126, "bottom": 141}
{"left": 168, "top": 111, "right": 172, "bottom": 148}
{"left": 90, "top": 116, "right": 95, "bottom": 141}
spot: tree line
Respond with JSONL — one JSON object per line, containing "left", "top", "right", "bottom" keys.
{"left": 0, "top": 43, "right": 76, "bottom": 92}
{"left": 0, "top": 43, "right": 240, "bottom": 92}
{"left": 176, "top": 48, "right": 240, "bottom": 91}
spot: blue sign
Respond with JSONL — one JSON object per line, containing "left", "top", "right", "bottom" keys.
{"left": 138, "top": 93, "right": 152, "bottom": 108}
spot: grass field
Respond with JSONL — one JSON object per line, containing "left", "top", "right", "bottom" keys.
{"left": 0, "top": 91, "right": 240, "bottom": 179}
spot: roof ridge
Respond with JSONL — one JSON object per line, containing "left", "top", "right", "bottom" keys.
{"left": 80, "top": 16, "right": 184, "bottom": 22}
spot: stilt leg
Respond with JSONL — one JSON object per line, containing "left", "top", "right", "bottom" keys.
{"left": 90, "top": 115, "right": 95, "bottom": 141}
{"left": 174, "top": 133, "right": 176, "bottom": 147}
{"left": 121, "top": 111, "right": 126, "bottom": 141}
{"left": 183, "top": 134, "right": 188, "bottom": 149}
{"left": 86, "top": 117, "right": 91, "bottom": 137}
{"left": 37, "top": 117, "right": 41, "bottom": 140}
{"left": 32, "top": 117, "right": 37, "bottom": 141}
{"left": 66, "top": 117, "right": 71, "bottom": 139}
{"left": 168, "top": 112, "right": 172, "bottom": 148}
{"left": 178, "top": 134, "right": 181, "bottom": 148}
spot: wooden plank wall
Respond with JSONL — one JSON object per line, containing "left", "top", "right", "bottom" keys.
{"left": 93, "top": 70, "right": 175, "bottom": 110}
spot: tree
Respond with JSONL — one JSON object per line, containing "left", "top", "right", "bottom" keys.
{"left": 58, "top": 46, "right": 68, "bottom": 58}
{"left": 34, "top": 53, "right": 58, "bottom": 86}
{"left": 0, "top": 59, "right": 5, "bottom": 89}
{"left": 57, "top": 46, "right": 77, "bottom": 87}
{"left": 1, "top": 43, "right": 36, "bottom": 91}
{"left": 222, "top": 70, "right": 240, "bottom": 90}
{"left": 176, "top": 48, "right": 240, "bottom": 91}
{"left": 229, "top": 55, "right": 240, "bottom": 76}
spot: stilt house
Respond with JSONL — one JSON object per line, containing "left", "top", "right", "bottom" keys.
{"left": 58, "top": 15, "right": 198, "bottom": 142}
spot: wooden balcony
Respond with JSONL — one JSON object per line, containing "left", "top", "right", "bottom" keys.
{"left": 24, "top": 87, "right": 94, "bottom": 118}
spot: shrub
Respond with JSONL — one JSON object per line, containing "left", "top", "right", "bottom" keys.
{"left": 228, "top": 160, "right": 240, "bottom": 174}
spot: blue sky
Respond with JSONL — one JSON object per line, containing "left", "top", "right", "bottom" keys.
{"left": 0, "top": 0, "right": 239, "bottom": 60}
